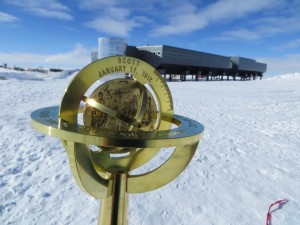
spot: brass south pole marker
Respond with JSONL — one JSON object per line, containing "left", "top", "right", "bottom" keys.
{"left": 31, "top": 56, "right": 204, "bottom": 225}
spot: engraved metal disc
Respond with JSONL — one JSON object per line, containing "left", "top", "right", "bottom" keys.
{"left": 83, "top": 78, "right": 158, "bottom": 132}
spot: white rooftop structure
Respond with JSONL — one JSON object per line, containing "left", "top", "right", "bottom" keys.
{"left": 98, "top": 37, "right": 127, "bottom": 59}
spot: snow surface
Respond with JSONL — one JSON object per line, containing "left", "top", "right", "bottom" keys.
{"left": 0, "top": 68, "right": 78, "bottom": 81}
{"left": 0, "top": 71, "right": 300, "bottom": 225}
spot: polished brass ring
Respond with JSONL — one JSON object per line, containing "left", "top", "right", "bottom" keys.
{"left": 31, "top": 106, "right": 204, "bottom": 148}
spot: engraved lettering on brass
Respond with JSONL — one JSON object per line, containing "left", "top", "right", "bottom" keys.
{"left": 98, "top": 65, "right": 127, "bottom": 77}
{"left": 40, "top": 109, "right": 51, "bottom": 118}
{"left": 117, "top": 57, "right": 141, "bottom": 67}
{"left": 142, "top": 71, "right": 153, "bottom": 82}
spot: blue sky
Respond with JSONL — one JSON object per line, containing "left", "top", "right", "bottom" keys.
{"left": 0, "top": 0, "right": 300, "bottom": 76}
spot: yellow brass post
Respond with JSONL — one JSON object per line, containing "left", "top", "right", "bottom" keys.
{"left": 99, "top": 173, "right": 128, "bottom": 225}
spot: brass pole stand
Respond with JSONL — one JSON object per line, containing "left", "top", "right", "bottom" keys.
{"left": 99, "top": 173, "right": 128, "bottom": 225}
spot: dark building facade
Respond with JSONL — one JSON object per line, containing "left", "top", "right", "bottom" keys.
{"left": 126, "top": 45, "right": 267, "bottom": 81}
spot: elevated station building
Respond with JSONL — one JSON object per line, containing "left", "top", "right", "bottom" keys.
{"left": 93, "top": 37, "right": 267, "bottom": 81}
{"left": 126, "top": 45, "right": 267, "bottom": 81}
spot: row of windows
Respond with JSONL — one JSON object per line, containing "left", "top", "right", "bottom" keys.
{"left": 144, "top": 50, "right": 228, "bottom": 66}
{"left": 165, "top": 52, "right": 210, "bottom": 60}
{"left": 148, "top": 51, "right": 161, "bottom": 55}
{"left": 147, "top": 51, "right": 202, "bottom": 58}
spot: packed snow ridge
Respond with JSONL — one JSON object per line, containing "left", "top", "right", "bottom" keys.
{"left": 0, "top": 68, "right": 79, "bottom": 80}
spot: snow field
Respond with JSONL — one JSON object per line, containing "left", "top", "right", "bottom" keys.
{"left": 0, "top": 72, "right": 300, "bottom": 224}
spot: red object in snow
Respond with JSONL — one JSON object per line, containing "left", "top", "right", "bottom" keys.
{"left": 266, "top": 199, "right": 288, "bottom": 225}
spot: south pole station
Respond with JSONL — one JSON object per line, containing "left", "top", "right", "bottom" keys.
{"left": 92, "top": 37, "right": 267, "bottom": 81}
